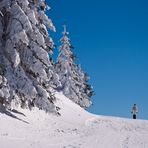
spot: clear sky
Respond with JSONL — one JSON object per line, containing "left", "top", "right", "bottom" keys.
{"left": 47, "top": 0, "right": 148, "bottom": 120}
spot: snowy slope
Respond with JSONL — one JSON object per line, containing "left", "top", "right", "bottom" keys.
{"left": 0, "top": 92, "right": 148, "bottom": 148}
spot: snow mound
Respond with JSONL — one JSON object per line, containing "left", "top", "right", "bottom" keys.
{"left": 0, "top": 91, "right": 148, "bottom": 148}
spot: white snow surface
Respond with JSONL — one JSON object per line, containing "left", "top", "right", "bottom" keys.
{"left": 0, "top": 92, "right": 148, "bottom": 148}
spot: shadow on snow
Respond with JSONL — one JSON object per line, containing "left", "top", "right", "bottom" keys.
{"left": 0, "top": 106, "right": 29, "bottom": 124}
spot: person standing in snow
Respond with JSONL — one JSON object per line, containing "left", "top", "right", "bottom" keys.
{"left": 131, "top": 104, "right": 138, "bottom": 119}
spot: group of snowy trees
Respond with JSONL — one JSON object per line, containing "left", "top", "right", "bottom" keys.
{"left": 0, "top": 0, "right": 93, "bottom": 113}
{"left": 55, "top": 25, "right": 93, "bottom": 108}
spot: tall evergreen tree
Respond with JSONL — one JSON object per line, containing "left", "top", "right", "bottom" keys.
{"left": 0, "top": 0, "right": 59, "bottom": 112}
{"left": 55, "top": 25, "right": 93, "bottom": 108}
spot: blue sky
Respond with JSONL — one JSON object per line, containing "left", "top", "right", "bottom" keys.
{"left": 47, "top": 0, "right": 148, "bottom": 119}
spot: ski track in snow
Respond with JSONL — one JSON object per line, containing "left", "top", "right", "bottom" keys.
{"left": 0, "top": 92, "right": 148, "bottom": 148}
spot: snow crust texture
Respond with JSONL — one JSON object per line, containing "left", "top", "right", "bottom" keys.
{"left": 0, "top": 92, "right": 148, "bottom": 148}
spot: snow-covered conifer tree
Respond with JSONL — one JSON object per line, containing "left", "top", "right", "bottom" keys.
{"left": 0, "top": 0, "right": 60, "bottom": 112}
{"left": 55, "top": 25, "right": 93, "bottom": 108}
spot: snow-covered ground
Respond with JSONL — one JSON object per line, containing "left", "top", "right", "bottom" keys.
{"left": 0, "top": 92, "right": 148, "bottom": 148}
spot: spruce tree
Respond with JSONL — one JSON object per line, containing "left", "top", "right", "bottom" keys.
{"left": 55, "top": 25, "right": 93, "bottom": 108}
{"left": 0, "top": 0, "right": 59, "bottom": 112}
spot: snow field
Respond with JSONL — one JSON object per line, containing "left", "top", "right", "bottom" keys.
{"left": 0, "top": 92, "right": 148, "bottom": 148}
